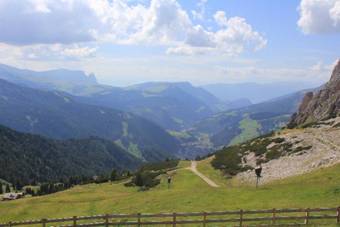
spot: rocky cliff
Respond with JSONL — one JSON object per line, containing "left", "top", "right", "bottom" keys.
{"left": 289, "top": 60, "right": 340, "bottom": 127}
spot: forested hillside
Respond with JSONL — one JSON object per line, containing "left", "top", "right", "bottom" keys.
{"left": 0, "top": 125, "right": 141, "bottom": 185}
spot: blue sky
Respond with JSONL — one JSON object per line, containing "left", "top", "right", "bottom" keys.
{"left": 0, "top": 0, "right": 339, "bottom": 87}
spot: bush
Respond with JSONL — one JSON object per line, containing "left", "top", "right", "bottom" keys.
{"left": 272, "top": 137, "right": 285, "bottom": 143}
{"left": 211, "top": 145, "right": 244, "bottom": 176}
{"left": 126, "top": 171, "right": 161, "bottom": 189}
{"left": 125, "top": 159, "right": 179, "bottom": 190}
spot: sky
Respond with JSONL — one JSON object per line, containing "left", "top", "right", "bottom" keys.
{"left": 0, "top": 0, "right": 339, "bottom": 87}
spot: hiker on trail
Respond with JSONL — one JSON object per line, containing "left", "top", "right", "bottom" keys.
{"left": 167, "top": 175, "right": 172, "bottom": 189}
{"left": 255, "top": 165, "right": 262, "bottom": 178}
{"left": 255, "top": 164, "right": 262, "bottom": 188}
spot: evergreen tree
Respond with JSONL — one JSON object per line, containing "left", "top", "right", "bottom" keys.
{"left": 5, "top": 184, "right": 10, "bottom": 193}
{"left": 25, "top": 187, "right": 33, "bottom": 195}
{"left": 15, "top": 181, "right": 23, "bottom": 191}
{"left": 135, "top": 173, "right": 143, "bottom": 187}
{"left": 110, "top": 169, "right": 117, "bottom": 182}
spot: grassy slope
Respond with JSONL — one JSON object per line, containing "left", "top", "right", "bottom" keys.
{"left": 229, "top": 116, "right": 261, "bottom": 145}
{"left": 1, "top": 161, "right": 340, "bottom": 224}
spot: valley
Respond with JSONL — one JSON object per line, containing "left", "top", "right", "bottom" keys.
{"left": 0, "top": 1, "right": 339, "bottom": 226}
{"left": 0, "top": 64, "right": 307, "bottom": 160}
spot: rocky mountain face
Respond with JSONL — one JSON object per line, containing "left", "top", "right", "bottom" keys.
{"left": 289, "top": 60, "right": 340, "bottom": 127}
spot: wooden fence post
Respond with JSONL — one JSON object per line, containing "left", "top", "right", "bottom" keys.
{"left": 239, "top": 209, "right": 243, "bottom": 227}
{"left": 272, "top": 208, "right": 276, "bottom": 225}
{"left": 105, "top": 214, "right": 109, "bottom": 227}
{"left": 41, "top": 218, "right": 47, "bottom": 227}
{"left": 73, "top": 216, "right": 77, "bottom": 227}
{"left": 337, "top": 207, "right": 340, "bottom": 223}
{"left": 203, "top": 212, "right": 207, "bottom": 227}
{"left": 304, "top": 208, "right": 310, "bottom": 225}
{"left": 173, "top": 212, "right": 176, "bottom": 227}
{"left": 137, "top": 213, "right": 141, "bottom": 227}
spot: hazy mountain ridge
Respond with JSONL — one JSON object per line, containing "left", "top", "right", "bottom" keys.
{"left": 0, "top": 79, "right": 179, "bottom": 162}
{"left": 0, "top": 63, "right": 99, "bottom": 93}
{"left": 76, "top": 81, "right": 219, "bottom": 130}
{"left": 202, "top": 82, "right": 318, "bottom": 103}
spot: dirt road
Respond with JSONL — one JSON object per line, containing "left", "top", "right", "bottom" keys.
{"left": 187, "top": 161, "right": 220, "bottom": 188}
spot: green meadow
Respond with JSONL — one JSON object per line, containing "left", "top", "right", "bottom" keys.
{"left": 1, "top": 160, "right": 340, "bottom": 225}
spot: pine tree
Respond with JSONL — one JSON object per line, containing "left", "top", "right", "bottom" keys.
{"left": 5, "top": 184, "right": 10, "bottom": 193}
{"left": 110, "top": 169, "right": 117, "bottom": 182}
{"left": 15, "top": 181, "right": 23, "bottom": 191}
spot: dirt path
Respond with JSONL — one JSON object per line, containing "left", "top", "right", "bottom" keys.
{"left": 187, "top": 161, "right": 220, "bottom": 188}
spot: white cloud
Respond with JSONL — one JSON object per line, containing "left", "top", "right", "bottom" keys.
{"left": 330, "top": 1, "right": 340, "bottom": 25}
{"left": 191, "top": 0, "right": 208, "bottom": 21}
{"left": 168, "top": 12, "right": 267, "bottom": 56}
{"left": 298, "top": 0, "right": 340, "bottom": 34}
{"left": 128, "top": 0, "right": 191, "bottom": 44}
{"left": 214, "top": 11, "right": 228, "bottom": 27}
{"left": 0, "top": 0, "right": 266, "bottom": 57}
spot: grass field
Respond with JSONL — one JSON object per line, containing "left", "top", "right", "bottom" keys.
{"left": 1, "top": 160, "right": 340, "bottom": 225}
{"left": 229, "top": 116, "right": 261, "bottom": 146}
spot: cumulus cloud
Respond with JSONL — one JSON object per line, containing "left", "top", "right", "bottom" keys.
{"left": 191, "top": 0, "right": 208, "bottom": 21}
{"left": 0, "top": 0, "right": 101, "bottom": 45}
{"left": 168, "top": 11, "right": 267, "bottom": 56}
{"left": 0, "top": 0, "right": 266, "bottom": 57}
{"left": 298, "top": 0, "right": 340, "bottom": 34}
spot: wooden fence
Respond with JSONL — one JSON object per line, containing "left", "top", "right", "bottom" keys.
{"left": 1, "top": 207, "right": 339, "bottom": 227}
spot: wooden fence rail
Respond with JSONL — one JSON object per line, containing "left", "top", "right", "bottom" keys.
{"left": 1, "top": 207, "right": 339, "bottom": 227}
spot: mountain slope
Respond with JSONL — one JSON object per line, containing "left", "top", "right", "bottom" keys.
{"left": 0, "top": 79, "right": 179, "bottom": 161}
{"left": 76, "top": 82, "right": 225, "bottom": 130}
{"left": 0, "top": 124, "right": 141, "bottom": 185}
{"left": 0, "top": 64, "right": 227, "bottom": 130}
{"left": 185, "top": 91, "right": 305, "bottom": 154}
{"left": 289, "top": 60, "right": 340, "bottom": 127}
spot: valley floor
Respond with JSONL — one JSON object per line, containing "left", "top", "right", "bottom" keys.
{"left": 1, "top": 160, "right": 340, "bottom": 225}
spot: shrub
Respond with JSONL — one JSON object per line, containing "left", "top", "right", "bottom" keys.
{"left": 272, "top": 137, "right": 285, "bottom": 143}
{"left": 211, "top": 145, "right": 244, "bottom": 176}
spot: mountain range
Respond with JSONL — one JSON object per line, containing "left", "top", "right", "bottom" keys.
{"left": 0, "top": 78, "right": 179, "bottom": 162}
{"left": 0, "top": 62, "right": 322, "bottom": 176}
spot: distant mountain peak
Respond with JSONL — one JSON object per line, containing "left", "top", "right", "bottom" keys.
{"left": 0, "top": 63, "right": 98, "bottom": 92}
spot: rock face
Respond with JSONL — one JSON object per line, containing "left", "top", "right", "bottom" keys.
{"left": 289, "top": 60, "right": 340, "bottom": 127}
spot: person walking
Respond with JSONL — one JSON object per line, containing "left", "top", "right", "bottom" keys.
{"left": 167, "top": 175, "right": 172, "bottom": 189}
